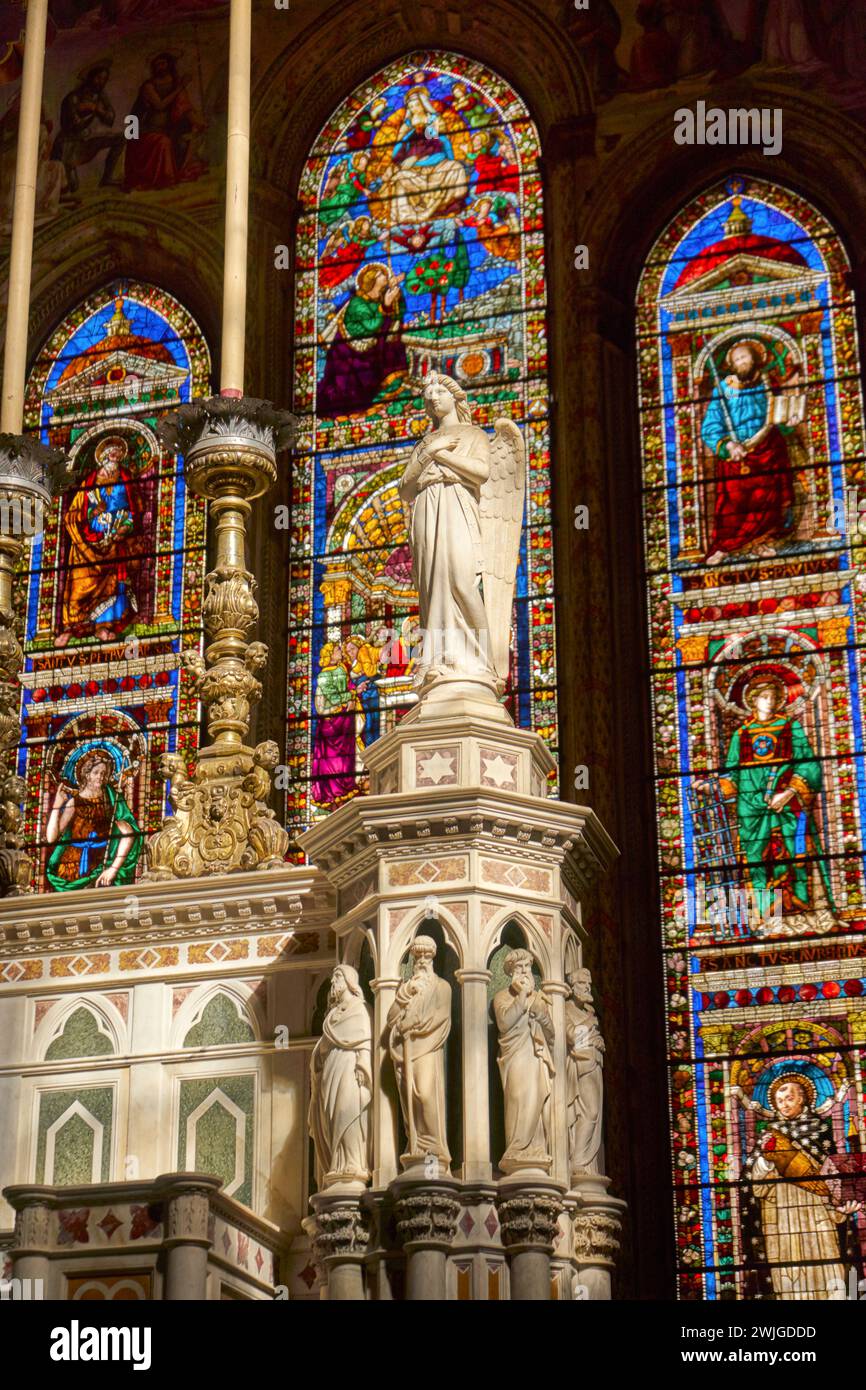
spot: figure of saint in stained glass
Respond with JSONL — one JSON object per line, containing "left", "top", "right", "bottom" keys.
{"left": 310, "top": 641, "right": 362, "bottom": 807}
{"left": 703, "top": 340, "right": 803, "bottom": 565}
{"left": 45, "top": 745, "right": 141, "bottom": 891}
{"left": 57, "top": 434, "right": 142, "bottom": 646}
{"left": 737, "top": 1073, "right": 860, "bottom": 1300}
{"left": 701, "top": 675, "right": 835, "bottom": 932}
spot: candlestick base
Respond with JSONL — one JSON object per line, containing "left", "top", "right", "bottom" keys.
{"left": 145, "top": 397, "right": 297, "bottom": 880}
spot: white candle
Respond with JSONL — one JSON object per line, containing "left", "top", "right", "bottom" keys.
{"left": 0, "top": 0, "right": 50, "bottom": 433}
{"left": 220, "top": 0, "right": 252, "bottom": 398}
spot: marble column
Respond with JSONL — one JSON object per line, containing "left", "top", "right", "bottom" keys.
{"left": 157, "top": 1173, "right": 221, "bottom": 1300}
{"left": 542, "top": 978, "right": 570, "bottom": 1184}
{"left": 393, "top": 1178, "right": 460, "bottom": 1301}
{"left": 455, "top": 967, "right": 492, "bottom": 1182}
{"left": 4, "top": 1188, "right": 53, "bottom": 1294}
{"left": 370, "top": 974, "right": 401, "bottom": 1187}
{"left": 498, "top": 1183, "right": 564, "bottom": 1301}
{"left": 572, "top": 1173, "right": 625, "bottom": 1301}
{"left": 309, "top": 1193, "right": 369, "bottom": 1301}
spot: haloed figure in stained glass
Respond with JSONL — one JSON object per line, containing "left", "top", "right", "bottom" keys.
{"left": 701, "top": 676, "right": 835, "bottom": 933}
{"left": 703, "top": 340, "right": 801, "bottom": 566}
{"left": 57, "top": 434, "right": 142, "bottom": 646}
{"left": 45, "top": 746, "right": 141, "bottom": 891}
{"left": 739, "top": 1074, "right": 860, "bottom": 1300}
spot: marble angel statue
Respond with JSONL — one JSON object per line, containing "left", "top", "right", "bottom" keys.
{"left": 399, "top": 372, "right": 525, "bottom": 704}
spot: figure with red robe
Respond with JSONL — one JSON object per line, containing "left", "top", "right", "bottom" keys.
{"left": 318, "top": 216, "right": 378, "bottom": 296}
{"left": 123, "top": 51, "right": 206, "bottom": 192}
{"left": 56, "top": 434, "right": 142, "bottom": 646}
{"left": 703, "top": 341, "right": 796, "bottom": 564}
{"left": 468, "top": 128, "right": 519, "bottom": 196}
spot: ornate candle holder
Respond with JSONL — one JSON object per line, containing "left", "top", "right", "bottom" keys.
{"left": 0, "top": 434, "right": 72, "bottom": 895}
{"left": 146, "top": 396, "right": 297, "bottom": 880}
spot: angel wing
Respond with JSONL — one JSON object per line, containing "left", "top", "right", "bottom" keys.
{"left": 479, "top": 420, "right": 525, "bottom": 683}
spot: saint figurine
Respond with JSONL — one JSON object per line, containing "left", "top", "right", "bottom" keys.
{"left": 493, "top": 948, "right": 555, "bottom": 1174}
{"left": 308, "top": 965, "right": 373, "bottom": 1189}
{"left": 387, "top": 936, "right": 452, "bottom": 1168}
{"left": 565, "top": 967, "right": 605, "bottom": 1175}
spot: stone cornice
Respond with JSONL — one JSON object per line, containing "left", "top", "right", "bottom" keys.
{"left": 302, "top": 788, "right": 619, "bottom": 894}
{"left": 0, "top": 866, "right": 335, "bottom": 954}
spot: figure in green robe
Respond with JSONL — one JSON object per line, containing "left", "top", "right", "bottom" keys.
{"left": 45, "top": 748, "right": 141, "bottom": 891}
{"left": 716, "top": 677, "right": 835, "bottom": 931}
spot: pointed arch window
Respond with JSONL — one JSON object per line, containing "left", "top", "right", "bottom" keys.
{"left": 638, "top": 176, "right": 866, "bottom": 1299}
{"left": 19, "top": 281, "right": 211, "bottom": 892}
{"left": 287, "top": 50, "right": 557, "bottom": 837}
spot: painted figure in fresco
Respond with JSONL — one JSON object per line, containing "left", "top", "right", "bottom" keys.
{"left": 699, "top": 675, "right": 835, "bottom": 933}
{"left": 318, "top": 262, "right": 407, "bottom": 416}
{"left": 762, "top": 0, "right": 825, "bottom": 70}
{"left": 739, "top": 1073, "right": 860, "bottom": 1300}
{"left": 57, "top": 434, "right": 141, "bottom": 646}
{"left": 703, "top": 340, "right": 801, "bottom": 565}
{"left": 0, "top": 99, "right": 64, "bottom": 226}
{"left": 45, "top": 746, "right": 140, "bottom": 891}
{"left": 51, "top": 62, "right": 124, "bottom": 195}
{"left": 310, "top": 641, "right": 360, "bottom": 807}
{"left": 123, "top": 51, "right": 207, "bottom": 192}
{"left": 387, "top": 935, "right": 452, "bottom": 1167}
{"left": 493, "top": 949, "right": 555, "bottom": 1173}
{"left": 308, "top": 964, "right": 372, "bottom": 1189}
{"left": 378, "top": 85, "right": 469, "bottom": 228}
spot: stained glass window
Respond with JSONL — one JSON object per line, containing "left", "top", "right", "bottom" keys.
{"left": 19, "top": 280, "right": 210, "bottom": 893}
{"left": 638, "top": 176, "right": 866, "bottom": 1299}
{"left": 287, "top": 50, "right": 556, "bottom": 837}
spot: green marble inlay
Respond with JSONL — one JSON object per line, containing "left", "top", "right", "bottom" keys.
{"left": 46, "top": 1006, "right": 115, "bottom": 1060}
{"left": 183, "top": 993, "right": 255, "bottom": 1048}
{"left": 177, "top": 1075, "right": 254, "bottom": 1206}
{"left": 36, "top": 1087, "right": 113, "bottom": 1185}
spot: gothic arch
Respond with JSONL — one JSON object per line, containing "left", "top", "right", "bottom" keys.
{"left": 253, "top": 1, "right": 592, "bottom": 196}
{"left": 386, "top": 906, "right": 466, "bottom": 978}
{"left": 25, "top": 200, "right": 223, "bottom": 379}
{"left": 479, "top": 905, "right": 555, "bottom": 980}
{"left": 171, "top": 982, "right": 263, "bottom": 1051}
{"left": 36, "top": 996, "right": 125, "bottom": 1061}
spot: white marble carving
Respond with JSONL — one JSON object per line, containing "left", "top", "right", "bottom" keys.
{"left": 565, "top": 967, "right": 605, "bottom": 1176}
{"left": 493, "top": 948, "right": 555, "bottom": 1173}
{"left": 399, "top": 373, "right": 524, "bottom": 701}
{"left": 308, "top": 965, "right": 373, "bottom": 1190}
{"left": 387, "top": 935, "right": 452, "bottom": 1168}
